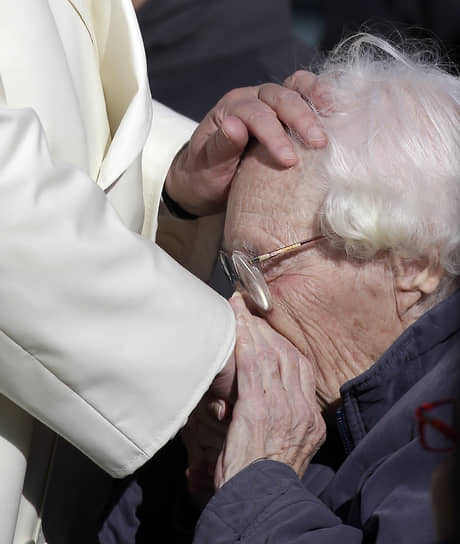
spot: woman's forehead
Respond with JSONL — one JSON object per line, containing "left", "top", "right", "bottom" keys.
{"left": 225, "top": 143, "right": 321, "bottom": 251}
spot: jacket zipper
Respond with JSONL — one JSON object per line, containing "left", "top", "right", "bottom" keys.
{"left": 336, "top": 407, "right": 354, "bottom": 456}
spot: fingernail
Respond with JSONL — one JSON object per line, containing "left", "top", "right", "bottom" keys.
{"left": 221, "top": 115, "right": 241, "bottom": 141}
{"left": 280, "top": 147, "right": 297, "bottom": 165}
{"left": 210, "top": 399, "right": 226, "bottom": 421}
{"left": 307, "top": 126, "right": 326, "bottom": 144}
{"left": 216, "top": 401, "right": 225, "bottom": 421}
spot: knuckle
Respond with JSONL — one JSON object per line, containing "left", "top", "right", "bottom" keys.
{"left": 312, "top": 412, "right": 327, "bottom": 441}
{"left": 223, "top": 87, "right": 245, "bottom": 101}
{"left": 302, "top": 405, "right": 321, "bottom": 431}
{"left": 297, "top": 109, "right": 317, "bottom": 124}
{"left": 275, "top": 91, "right": 299, "bottom": 111}
{"left": 259, "top": 346, "right": 278, "bottom": 365}
{"left": 257, "top": 82, "right": 280, "bottom": 97}
{"left": 284, "top": 70, "right": 318, "bottom": 96}
{"left": 292, "top": 111, "right": 318, "bottom": 133}
{"left": 242, "top": 353, "right": 259, "bottom": 375}
{"left": 280, "top": 86, "right": 302, "bottom": 101}
{"left": 246, "top": 108, "right": 276, "bottom": 126}
{"left": 220, "top": 86, "right": 257, "bottom": 106}
{"left": 284, "top": 70, "right": 303, "bottom": 86}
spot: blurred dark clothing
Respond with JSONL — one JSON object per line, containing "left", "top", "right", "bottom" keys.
{"left": 136, "top": 0, "right": 314, "bottom": 121}
{"left": 321, "top": 0, "right": 460, "bottom": 69}
{"left": 99, "top": 435, "right": 198, "bottom": 544}
{"left": 41, "top": 436, "right": 114, "bottom": 544}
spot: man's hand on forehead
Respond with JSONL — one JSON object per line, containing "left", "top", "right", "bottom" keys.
{"left": 163, "top": 76, "right": 327, "bottom": 218}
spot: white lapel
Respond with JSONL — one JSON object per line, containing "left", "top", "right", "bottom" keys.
{"left": 88, "top": 0, "right": 153, "bottom": 190}
{"left": 62, "top": 0, "right": 97, "bottom": 44}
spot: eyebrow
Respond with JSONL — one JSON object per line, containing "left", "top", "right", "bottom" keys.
{"left": 221, "top": 237, "right": 260, "bottom": 256}
{"left": 241, "top": 240, "right": 262, "bottom": 257}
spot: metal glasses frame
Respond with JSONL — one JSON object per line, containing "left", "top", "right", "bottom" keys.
{"left": 219, "top": 235, "right": 324, "bottom": 311}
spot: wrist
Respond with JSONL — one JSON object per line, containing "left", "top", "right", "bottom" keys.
{"left": 162, "top": 184, "right": 199, "bottom": 220}
{"left": 164, "top": 140, "right": 228, "bottom": 217}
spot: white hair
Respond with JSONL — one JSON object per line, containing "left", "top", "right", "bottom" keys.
{"left": 308, "top": 34, "right": 460, "bottom": 284}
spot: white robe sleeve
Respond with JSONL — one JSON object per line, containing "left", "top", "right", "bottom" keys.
{"left": 0, "top": 104, "right": 235, "bottom": 478}
{"left": 142, "top": 100, "right": 226, "bottom": 283}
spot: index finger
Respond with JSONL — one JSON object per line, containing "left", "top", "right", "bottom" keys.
{"left": 297, "top": 351, "right": 317, "bottom": 399}
{"left": 232, "top": 294, "right": 265, "bottom": 397}
{"left": 283, "top": 70, "right": 317, "bottom": 96}
{"left": 257, "top": 83, "right": 327, "bottom": 151}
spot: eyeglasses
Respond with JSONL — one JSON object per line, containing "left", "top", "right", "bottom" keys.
{"left": 416, "top": 400, "right": 459, "bottom": 452}
{"left": 218, "top": 235, "right": 324, "bottom": 312}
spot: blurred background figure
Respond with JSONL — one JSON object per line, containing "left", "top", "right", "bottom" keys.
{"left": 135, "top": 0, "right": 460, "bottom": 115}
{"left": 292, "top": 0, "right": 460, "bottom": 69}
{"left": 135, "top": 0, "right": 315, "bottom": 122}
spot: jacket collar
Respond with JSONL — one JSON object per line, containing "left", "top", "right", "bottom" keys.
{"left": 339, "top": 289, "right": 460, "bottom": 449}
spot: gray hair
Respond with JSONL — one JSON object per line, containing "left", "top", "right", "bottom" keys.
{"left": 307, "top": 34, "right": 460, "bottom": 294}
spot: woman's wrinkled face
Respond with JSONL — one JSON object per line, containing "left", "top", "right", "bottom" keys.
{"left": 224, "top": 141, "right": 404, "bottom": 410}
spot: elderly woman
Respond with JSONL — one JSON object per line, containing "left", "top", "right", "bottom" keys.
{"left": 192, "top": 35, "right": 460, "bottom": 543}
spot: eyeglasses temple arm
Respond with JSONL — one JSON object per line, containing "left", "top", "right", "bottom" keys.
{"left": 251, "top": 236, "right": 324, "bottom": 265}
{"left": 252, "top": 242, "right": 303, "bottom": 264}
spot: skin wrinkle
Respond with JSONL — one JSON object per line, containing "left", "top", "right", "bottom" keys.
{"left": 254, "top": 240, "right": 358, "bottom": 408}
{"left": 274, "top": 278, "right": 371, "bottom": 410}
{"left": 230, "top": 219, "right": 290, "bottom": 260}
{"left": 224, "top": 138, "right": 435, "bottom": 416}
{"left": 228, "top": 152, "right": 306, "bottom": 249}
{"left": 236, "top": 208, "right": 292, "bottom": 253}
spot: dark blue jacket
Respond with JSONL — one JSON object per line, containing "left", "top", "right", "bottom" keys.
{"left": 194, "top": 290, "right": 460, "bottom": 543}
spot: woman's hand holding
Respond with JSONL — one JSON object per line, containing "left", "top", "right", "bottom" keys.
{"left": 214, "top": 293, "right": 326, "bottom": 488}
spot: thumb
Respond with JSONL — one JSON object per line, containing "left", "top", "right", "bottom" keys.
{"left": 205, "top": 116, "right": 249, "bottom": 167}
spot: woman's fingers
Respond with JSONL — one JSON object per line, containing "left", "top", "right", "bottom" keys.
{"left": 219, "top": 291, "right": 326, "bottom": 483}
{"left": 230, "top": 293, "right": 263, "bottom": 396}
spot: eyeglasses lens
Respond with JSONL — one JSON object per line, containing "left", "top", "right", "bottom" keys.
{"left": 232, "top": 252, "right": 272, "bottom": 311}
{"left": 218, "top": 252, "right": 233, "bottom": 281}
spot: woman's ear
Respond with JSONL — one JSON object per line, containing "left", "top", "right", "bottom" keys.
{"left": 390, "top": 253, "right": 443, "bottom": 317}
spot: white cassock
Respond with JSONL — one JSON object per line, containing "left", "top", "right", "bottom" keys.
{"left": 0, "top": 1, "right": 235, "bottom": 542}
